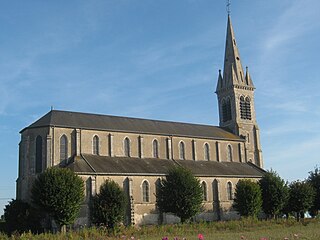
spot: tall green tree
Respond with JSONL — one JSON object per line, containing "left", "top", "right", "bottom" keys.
{"left": 156, "top": 167, "right": 203, "bottom": 223}
{"left": 233, "top": 179, "right": 262, "bottom": 218}
{"left": 31, "top": 168, "right": 84, "bottom": 231}
{"left": 259, "top": 170, "right": 289, "bottom": 219}
{"left": 288, "top": 181, "right": 315, "bottom": 221}
{"left": 91, "top": 179, "right": 127, "bottom": 229}
{"left": 307, "top": 167, "right": 320, "bottom": 217}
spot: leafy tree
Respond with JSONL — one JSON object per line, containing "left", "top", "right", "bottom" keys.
{"left": 4, "top": 199, "right": 43, "bottom": 234}
{"left": 31, "top": 167, "right": 84, "bottom": 231}
{"left": 233, "top": 179, "right": 262, "bottom": 218}
{"left": 288, "top": 180, "right": 315, "bottom": 221}
{"left": 91, "top": 179, "right": 127, "bottom": 229}
{"left": 156, "top": 167, "right": 203, "bottom": 223}
{"left": 307, "top": 167, "right": 320, "bottom": 217}
{"left": 259, "top": 170, "right": 289, "bottom": 219}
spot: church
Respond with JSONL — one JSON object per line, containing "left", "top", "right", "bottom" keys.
{"left": 16, "top": 15, "right": 265, "bottom": 226}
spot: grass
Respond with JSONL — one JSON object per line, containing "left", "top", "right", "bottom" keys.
{"left": 0, "top": 218, "right": 320, "bottom": 240}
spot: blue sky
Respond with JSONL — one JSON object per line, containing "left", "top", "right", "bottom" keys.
{"left": 1, "top": 0, "right": 320, "bottom": 214}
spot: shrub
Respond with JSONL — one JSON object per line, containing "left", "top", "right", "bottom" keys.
{"left": 4, "top": 199, "right": 42, "bottom": 234}
{"left": 31, "top": 167, "right": 84, "bottom": 231}
{"left": 259, "top": 170, "right": 289, "bottom": 218}
{"left": 91, "top": 179, "right": 127, "bottom": 229}
{"left": 307, "top": 167, "right": 320, "bottom": 217}
{"left": 156, "top": 166, "right": 203, "bottom": 223}
{"left": 233, "top": 179, "right": 262, "bottom": 218}
{"left": 288, "top": 180, "right": 315, "bottom": 221}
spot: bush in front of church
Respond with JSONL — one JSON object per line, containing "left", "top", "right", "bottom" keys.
{"left": 259, "top": 170, "right": 289, "bottom": 219}
{"left": 307, "top": 167, "right": 320, "bottom": 217}
{"left": 156, "top": 166, "right": 203, "bottom": 223}
{"left": 4, "top": 199, "right": 43, "bottom": 234}
{"left": 90, "top": 179, "right": 127, "bottom": 230}
{"left": 287, "top": 180, "right": 315, "bottom": 221}
{"left": 233, "top": 179, "right": 262, "bottom": 218}
{"left": 31, "top": 167, "right": 84, "bottom": 232}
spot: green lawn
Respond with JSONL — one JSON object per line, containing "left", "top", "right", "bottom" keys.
{"left": 1, "top": 219, "right": 320, "bottom": 240}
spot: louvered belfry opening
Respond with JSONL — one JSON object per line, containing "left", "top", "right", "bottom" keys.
{"left": 240, "top": 96, "right": 251, "bottom": 120}
{"left": 222, "top": 98, "right": 232, "bottom": 122}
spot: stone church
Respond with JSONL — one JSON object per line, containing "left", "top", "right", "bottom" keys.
{"left": 16, "top": 15, "right": 265, "bottom": 226}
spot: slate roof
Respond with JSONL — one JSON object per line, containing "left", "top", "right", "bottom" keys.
{"left": 22, "top": 110, "right": 242, "bottom": 141}
{"left": 66, "top": 154, "right": 265, "bottom": 178}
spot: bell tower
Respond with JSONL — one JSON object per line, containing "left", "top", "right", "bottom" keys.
{"left": 216, "top": 15, "right": 263, "bottom": 168}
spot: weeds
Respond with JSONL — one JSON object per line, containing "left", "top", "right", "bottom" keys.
{"left": 0, "top": 218, "right": 319, "bottom": 240}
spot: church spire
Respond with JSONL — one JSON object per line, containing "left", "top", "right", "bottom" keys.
{"left": 216, "top": 14, "right": 263, "bottom": 168}
{"left": 216, "top": 15, "right": 254, "bottom": 92}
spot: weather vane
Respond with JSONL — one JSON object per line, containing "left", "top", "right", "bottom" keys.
{"left": 226, "top": 0, "right": 231, "bottom": 15}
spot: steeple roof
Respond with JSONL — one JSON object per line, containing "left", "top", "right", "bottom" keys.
{"left": 216, "top": 15, "right": 254, "bottom": 92}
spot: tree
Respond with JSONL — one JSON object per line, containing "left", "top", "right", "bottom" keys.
{"left": 288, "top": 181, "right": 315, "bottom": 221}
{"left": 31, "top": 167, "right": 84, "bottom": 231}
{"left": 91, "top": 179, "right": 127, "bottom": 229}
{"left": 259, "top": 170, "right": 289, "bottom": 219}
{"left": 156, "top": 167, "right": 203, "bottom": 223}
{"left": 233, "top": 179, "right": 262, "bottom": 218}
{"left": 4, "top": 199, "right": 42, "bottom": 234}
{"left": 307, "top": 167, "right": 320, "bottom": 217}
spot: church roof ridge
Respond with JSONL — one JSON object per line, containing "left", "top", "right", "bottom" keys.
{"left": 21, "top": 109, "right": 243, "bottom": 141}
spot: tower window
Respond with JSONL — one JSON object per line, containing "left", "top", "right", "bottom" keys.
{"left": 240, "top": 96, "right": 252, "bottom": 120}
{"left": 124, "top": 137, "right": 131, "bottom": 157}
{"left": 92, "top": 135, "right": 99, "bottom": 155}
{"left": 222, "top": 98, "right": 232, "bottom": 122}
{"left": 179, "top": 141, "right": 185, "bottom": 160}
{"left": 204, "top": 143, "right": 210, "bottom": 161}
{"left": 60, "top": 135, "right": 68, "bottom": 162}
{"left": 153, "top": 139, "right": 159, "bottom": 158}
{"left": 35, "top": 136, "right": 42, "bottom": 173}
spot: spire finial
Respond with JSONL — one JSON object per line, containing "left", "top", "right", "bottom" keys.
{"left": 226, "top": 0, "right": 231, "bottom": 15}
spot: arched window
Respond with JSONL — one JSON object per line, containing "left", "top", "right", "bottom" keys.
{"left": 240, "top": 96, "right": 252, "bottom": 120}
{"left": 35, "top": 136, "right": 42, "bottom": 173}
{"left": 202, "top": 181, "right": 208, "bottom": 201}
{"left": 222, "top": 98, "right": 232, "bottom": 122}
{"left": 92, "top": 135, "right": 99, "bottom": 155}
{"left": 124, "top": 137, "right": 130, "bottom": 157}
{"left": 142, "top": 180, "right": 150, "bottom": 202}
{"left": 227, "top": 145, "right": 233, "bottom": 162}
{"left": 204, "top": 143, "right": 210, "bottom": 161}
{"left": 60, "top": 135, "right": 68, "bottom": 162}
{"left": 227, "top": 182, "right": 233, "bottom": 200}
{"left": 213, "top": 179, "right": 219, "bottom": 202}
{"left": 179, "top": 141, "right": 185, "bottom": 160}
{"left": 153, "top": 139, "right": 159, "bottom": 158}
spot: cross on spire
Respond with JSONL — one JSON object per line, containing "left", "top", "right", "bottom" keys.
{"left": 226, "top": 0, "right": 231, "bottom": 15}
